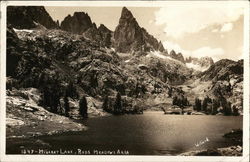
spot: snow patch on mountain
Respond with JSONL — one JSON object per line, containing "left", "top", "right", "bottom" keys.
{"left": 13, "top": 28, "right": 34, "bottom": 33}
{"left": 186, "top": 62, "right": 209, "bottom": 72}
{"left": 147, "top": 51, "right": 183, "bottom": 63}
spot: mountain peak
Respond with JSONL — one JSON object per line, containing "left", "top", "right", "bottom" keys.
{"left": 73, "top": 12, "right": 89, "bottom": 19}
{"left": 121, "top": 7, "right": 133, "bottom": 19}
{"left": 169, "top": 50, "right": 185, "bottom": 63}
{"left": 114, "top": 7, "right": 165, "bottom": 53}
{"left": 98, "top": 24, "right": 111, "bottom": 32}
{"left": 61, "top": 11, "right": 93, "bottom": 34}
{"left": 170, "top": 50, "right": 176, "bottom": 55}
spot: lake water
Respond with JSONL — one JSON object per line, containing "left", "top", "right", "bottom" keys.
{"left": 6, "top": 112, "right": 243, "bottom": 155}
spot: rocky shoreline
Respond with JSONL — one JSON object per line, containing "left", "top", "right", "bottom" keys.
{"left": 179, "top": 129, "right": 243, "bottom": 156}
{"left": 179, "top": 145, "right": 242, "bottom": 156}
{"left": 6, "top": 88, "right": 87, "bottom": 139}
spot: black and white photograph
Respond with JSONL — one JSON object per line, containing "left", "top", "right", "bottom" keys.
{"left": 0, "top": 1, "right": 249, "bottom": 161}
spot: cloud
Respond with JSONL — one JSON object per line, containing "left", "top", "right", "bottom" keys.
{"left": 155, "top": 6, "right": 243, "bottom": 38}
{"left": 220, "top": 23, "right": 233, "bottom": 32}
{"left": 163, "top": 41, "right": 187, "bottom": 54}
{"left": 163, "top": 41, "right": 224, "bottom": 61}
{"left": 212, "top": 29, "right": 219, "bottom": 33}
{"left": 148, "top": 20, "right": 154, "bottom": 24}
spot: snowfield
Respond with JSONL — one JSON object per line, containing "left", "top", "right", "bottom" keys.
{"left": 186, "top": 62, "right": 209, "bottom": 72}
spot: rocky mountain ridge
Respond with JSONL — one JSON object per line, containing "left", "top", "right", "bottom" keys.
{"left": 169, "top": 50, "right": 185, "bottom": 63}
{"left": 6, "top": 5, "right": 213, "bottom": 68}
{"left": 60, "top": 12, "right": 113, "bottom": 48}
{"left": 6, "top": 6, "right": 243, "bottom": 117}
{"left": 61, "top": 12, "right": 93, "bottom": 34}
{"left": 185, "top": 56, "right": 214, "bottom": 72}
{"left": 200, "top": 59, "right": 243, "bottom": 81}
{"left": 186, "top": 56, "right": 214, "bottom": 66}
{"left": 7, "top": 6, "right": 58, "bottom": 29}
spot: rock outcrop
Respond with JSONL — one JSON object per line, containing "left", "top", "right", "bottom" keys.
{"left": 169, "top": 50, "right": 185, "bottom": 63}
{"left": 7, "top": 6, "right": 58, "bottom": 29}
{"left": 114, "top": 7, "right": 165, "bottom": 53}
{"left": 60, "top": 12, "right": 112, "bottom": 48}
{"left": 60, "top": 12, "right": 93, "bottom": 34}
{"left": 83, "top": 23, "right": 112, "bottom": 47}
{"left": 180, "top": 146, "right": 242, "bottom": 156}
{"left": 6, "top": 87, "right": 86, "bottom": 138}
{"left": 185, "top": 56, "right": 214, "bottom": 72}
{"left": 186, "top": 56, "right": 214, "bottom": 66}
{"left": 98, "top": 24, "right": 112, "bottom": 48}
{"left": 200, "top": 59, "right": 243, "bottom": 81}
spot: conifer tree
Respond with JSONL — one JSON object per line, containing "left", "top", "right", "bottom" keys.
{"left": 212, "top": 99, "right": 219, "bottom": 115}
{"left": 64, "top": 93, "right": 69, "bottom": 117}
{"left": 194, "top": 97, "right": 202, "bottom": 111}
{"left": 202, "top": 98, "right": 208, "bottom": 112}
{"left": 168, "top": 87, "right": 172, "bottom": 97}
{"left": 232, "top": 105, "right": 239, "bottom": 116}
{"left": 102, "top": 95, "right": 109, "bottom": 112}
{"left": 173, "top": 96, "right": 178, "bottom": 105}
{"left": 114, "top": 92, "right": 122, "bottom": 114}
{"left": 79, "top": 96, "right": 88, "bottom": 118}
{"left": 223, "top": 101, "right": 232, "bottom": 116}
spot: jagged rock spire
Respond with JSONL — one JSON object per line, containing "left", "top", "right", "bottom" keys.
{"left": 114, "top": 7, "right": 165, "bottom": 53}
{"left": 61, "top": 12, "right": 93, "bottom": 34}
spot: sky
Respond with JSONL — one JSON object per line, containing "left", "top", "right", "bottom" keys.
{"left": 45, "top": 5, "right": 245, "bottom": 61}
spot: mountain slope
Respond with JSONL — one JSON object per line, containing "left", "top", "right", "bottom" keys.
{"left": 7, "top": 6, "right": 58, "bottom": 29}
{"left": 200, "top": 59, "right": 243, "bottom": 81}
{"left": 186, "top": 59, "right": 243, "bottom": 113}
